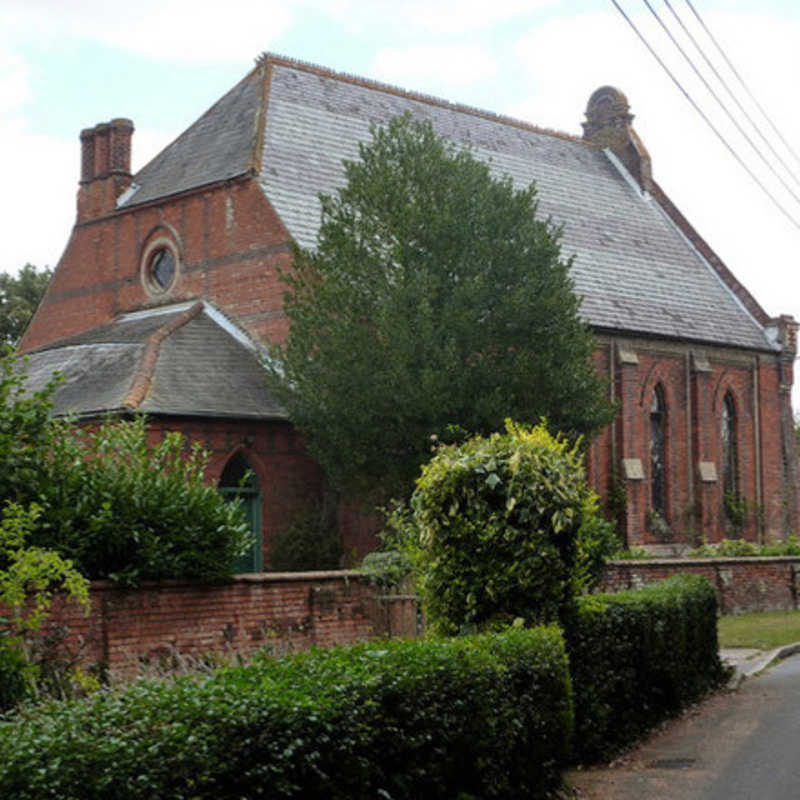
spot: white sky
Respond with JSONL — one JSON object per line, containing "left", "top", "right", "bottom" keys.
{"left": 2, "top": 0, "right": 799, "bottom": 400}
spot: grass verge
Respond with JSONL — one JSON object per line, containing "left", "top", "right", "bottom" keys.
{"left": 718, "top": 610, "right": 800, "bottom": 650}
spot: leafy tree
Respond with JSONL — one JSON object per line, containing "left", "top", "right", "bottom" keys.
{"left": 0, "top": 265, "right": 52, "bottom": 347}
{"left": 267, "top": 114, "right": 614, "bottom": 499}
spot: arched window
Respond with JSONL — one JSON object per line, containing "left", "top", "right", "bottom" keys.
{"left": 721, "top": 392, "right": 738, "bottom": 499}
{"left": 219, "top": 453, "right": 262, "bottom": 573}
{"left": 650, "top": 385, "right": 667, "bottom": 516}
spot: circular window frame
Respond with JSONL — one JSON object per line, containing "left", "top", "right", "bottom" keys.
{"left": 141, "top": 237, "right": 180, "bottom": 297}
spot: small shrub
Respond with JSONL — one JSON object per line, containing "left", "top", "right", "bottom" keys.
{"left": 566, "top": 574, "right": 729, "bottom": 763}
{"left": 268, "top": 500, "right": 342, "bottom": 571}
{"left": 0, "top": 636, "right": 34, "bottom": 713}
{"left": 359, "top": 501, "right": 418, "bottom": 589}
{"left": 690, "top": 536, "right": 800, "bottom": 558}
{"left": 359, "top": 550, "right": 413, "bottom": 589}
{"left": 0, "top": 501, "right": 90, "bottom": 711}
{"left": 411, "top": 419, "right": 618, "bottom": 635}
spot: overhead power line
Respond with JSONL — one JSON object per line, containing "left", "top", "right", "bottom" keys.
{"left": 609, "top": 0, "right": 800, "bottom": 232}
{"left": 662, "top": 0, "right": 800, "bottom": 192}
{"left": 641, "top": 0, "right": 800, "bottom": 208}
{"left": 683, "top": 0, "right": 800, "bottom": 172}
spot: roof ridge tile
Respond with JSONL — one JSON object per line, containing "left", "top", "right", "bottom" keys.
{"left": 122, "top": 301, "right": 204, "bottom": 409}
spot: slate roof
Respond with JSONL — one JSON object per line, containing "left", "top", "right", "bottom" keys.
{"left": 120, "top": 54, "right": 776, "bottom": 353}
{"left": 22, "top": 303, "right": 286, "bottom": 419}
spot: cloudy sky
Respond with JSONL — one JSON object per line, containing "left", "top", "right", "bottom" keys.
{"left": 2, "top": 0, "right": 800, "bottom": 390}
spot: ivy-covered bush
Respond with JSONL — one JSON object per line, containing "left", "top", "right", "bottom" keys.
{"left": 566, "top": 574, "right": 729, "bottom": 763}
{"left": 411, "top": 420, "right": 619, "bottom": 635}
{"left": 0, "top": 627, "right": 573, "bottom": 799}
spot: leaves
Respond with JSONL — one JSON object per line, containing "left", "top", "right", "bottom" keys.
{"left": 266, "top": 114, "right": 614, "bottom": 500}
{"left": 411, "top": 420, "right": 620, "bottom": 635}
{"left": 0, "top": 265, "right": 52, "bottom": 348}
{"left": 0, "top": 351, "right": 250, "bottom": 583}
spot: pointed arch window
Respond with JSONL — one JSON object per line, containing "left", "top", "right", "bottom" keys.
{"left": 650, "top": 385, "right": 667, "bottom": 516}
{"left": 219, "top": 453, "right": 262, "bottom": 573}
{"left": 721, "top": 392, "right": 738, "bottom": 498}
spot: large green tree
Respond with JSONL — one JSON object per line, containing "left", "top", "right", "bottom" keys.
{"left": 0, "top": 265, "right": 52, "bottom": 347}
{"left": 267, "top": 114, "right": 614, "bottom": 498}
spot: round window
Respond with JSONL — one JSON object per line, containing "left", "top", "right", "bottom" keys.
{"left": 147, "top": 247, "right": 175, "bottom": 292}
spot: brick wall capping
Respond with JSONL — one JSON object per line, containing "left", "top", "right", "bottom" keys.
{"left": 88, "top": 569, "right": 367, "bottom": 591}
{"left": 607, "top": 556, "right": 800, "bottom": 567}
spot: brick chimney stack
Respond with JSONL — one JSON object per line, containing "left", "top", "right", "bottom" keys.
{"left": 77, "top": 118, "right": 134, "bottom": 222}
{"left": 582, "top": 87, "right": 652, "bottom": 193}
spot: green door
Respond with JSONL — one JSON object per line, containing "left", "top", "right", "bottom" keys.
{"left": 219, "top": 453, "right": 263, "bottom": 573}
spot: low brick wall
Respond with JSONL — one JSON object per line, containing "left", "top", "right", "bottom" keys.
{"left": 600, "top": 557, "right": 800, "bottom": 615}
{"left": 29, "top": 572, "right": 393, "bottom": 676}
{"left": 18, "top": 558, "right": 800, "bottom": 677}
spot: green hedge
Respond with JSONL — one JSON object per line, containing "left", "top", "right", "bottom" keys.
{"left": 566, "top": 574, "right": 729, "bottom": 763}
{"left": 0, "top": 627, "right": 573, "bottom": 799}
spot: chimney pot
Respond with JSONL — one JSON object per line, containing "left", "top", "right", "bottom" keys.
{"left": 582, "top": 86, "right": 652, "bottom": 192}
{"left": 80, "top": 127, "right": 96, "bottom": 183}
{"left": 77, "top": 118, "right": 135, "bottom": 222}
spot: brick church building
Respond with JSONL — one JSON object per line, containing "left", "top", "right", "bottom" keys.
{"left": 19, "top": 54, "right": 799, "bottom": 565}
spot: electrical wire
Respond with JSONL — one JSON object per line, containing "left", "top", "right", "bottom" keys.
{"left": 642, "top": 0, "right": 800, "bottom": 209}
{"left": 684, "top": 0, "right": 800, "bottom": 171}
{"left": 609, "top": 0, "right": 800, "bottom": 232}
{"left": 663, "top": 0, "right": 800, "bottom": 191}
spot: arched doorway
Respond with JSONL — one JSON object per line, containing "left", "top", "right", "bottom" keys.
{"left": 218, "top": 452, "right": 263, "bottom": 573}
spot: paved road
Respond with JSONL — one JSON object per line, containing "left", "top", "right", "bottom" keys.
{"left": 568, "top": 654, "right": 800, "bottom": 799}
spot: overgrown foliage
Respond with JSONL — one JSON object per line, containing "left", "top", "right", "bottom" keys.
{"left": 0, "top": 502, "right": 89, "bottom": 713}
{"left": 0, "top": 351, "right": 250, "bottom": 583}
{"left": 0, "top": 265, "right": 51, "bottom": 348}
{"left": 690, "top": 536, "right": 800, "bottom": 557}
{"left": 0, "top": 627, "right": 573, "bottom": 799}
{"left": 268, "top": 500, "right": 342, "bottom": 572}
{"left": 411, "top": 420, "right": 619, "bottom": 635}
{"left": 267, "top": 114, "right": 614, "bottom": 500}
{"left": 566, "top": 574, "right": 729, "bottom": 763}
{"left": 26, "top": 417, "right": 251, "bottom": 583}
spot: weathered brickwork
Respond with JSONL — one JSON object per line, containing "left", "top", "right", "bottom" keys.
{"left": 588, "top": 336, "right": 797, "bottom": 546}
{"left": 600, "top": 557, "right": 800, "bottom": 615}
{"left": 10, "top": 558, "right": 797, "bottom": 677}
{"left": 14, "top": 573, "right": 382, "bottom": 676}
{"left": 23, "top": 179, "right": 293, "bottom": 351}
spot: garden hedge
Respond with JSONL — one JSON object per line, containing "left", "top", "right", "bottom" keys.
{"left": 566, "top": 574, "right": 729, "bottom": 763}
{"left": 0, "top": 627, "right": 573, "bottom": 799}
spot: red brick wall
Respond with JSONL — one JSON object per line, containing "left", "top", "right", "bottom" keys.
{"left": 28, "top": 572, "right": 384, "bottom": 676}
{"left": 588, "top": 336, "right": 796, "bottom": 546}
{"left": 600, "top": 558, "right": 800, "bottom": 615}
{"left": 20, "top": 178, "right": 294, "bottom": 352}
{"left": 143, "top": 417, "right": 337, "bottom": 568}
{"left": 21, "top": 558, "right": 800, "bottom": 678}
